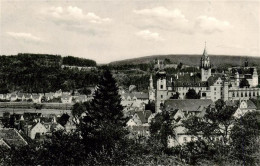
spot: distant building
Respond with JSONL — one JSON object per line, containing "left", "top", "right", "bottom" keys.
{"left": 61, "top": 94, "right": 73, "bottom": 103}
{"left": 155, "top": 45, "right": 260, "bottom": 112}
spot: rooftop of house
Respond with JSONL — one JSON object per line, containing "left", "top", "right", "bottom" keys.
{"left": 0, "top": 128, "right": 28, "bottom": 147}
{"left": 122, "top": 92, "right": 149, "bottom": 100}
{"left": 164, "top": 99, "right": 213, "bottom": 112}
{"left": 135, "top": 110, "right": 152, "bottom": 124}
{"left": 226, "top": 100, "right": 257, "bottom": 110}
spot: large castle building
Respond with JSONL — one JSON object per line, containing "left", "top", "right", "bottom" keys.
{"left": 155, "top": 46, "right": 259, "bottom": 112}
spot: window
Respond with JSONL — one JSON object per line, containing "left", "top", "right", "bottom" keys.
{"left": 241, "top": 93, "right": 243, "bottom": 97}
{"left": 214, "top": 92, "right": 216, "bottom": 95}
{"left": 161, "top": 85, "right": 163, "bottom": 89}
{"left": 202, "top": 93, "right": 206, "bottom": 97}
{"left": 183, "top": 137, "right": 187, "bottom": 142}
{"left": 214, "top": 87, "right": 216, "bottom": 91}
{"left": 161, "top": 95, "right": 163, "bottom": 99}
{"left": 191, "top": 136, "right": 194, "bottom": 141}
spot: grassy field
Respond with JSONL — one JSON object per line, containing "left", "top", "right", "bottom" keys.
{"left": 0, "top": 102, "right": 73, "bottom": 110}
{"left": 0, "top": 108, "right": 71, "bottom": 117}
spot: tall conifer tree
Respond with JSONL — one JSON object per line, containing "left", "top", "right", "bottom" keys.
{"left": 91, "top": 69, "right": 125, "bottom": 125}
{"left": 80, "top": 69, "right": 127, "bottom": 155}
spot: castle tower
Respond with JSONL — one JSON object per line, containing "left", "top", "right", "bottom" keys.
{"left": 149, "top": 74, "right": 154, "bottom": 89}
{"left": 223, "top": 81, "right": 229, "bottom": 101}
{"left": 156, "top": 71, "right": 167, "bottom": 113}
{"left": 200, "top": 43, "right": 211, "bottom": 81}
{"left": 235, "top": 71, "right": 240, "bottom": 87}
{"left": 252, "top": 68, "right": 258, "bottom": 87}
{"left": 148, "top": 74, "right": 155, "bottom": 101}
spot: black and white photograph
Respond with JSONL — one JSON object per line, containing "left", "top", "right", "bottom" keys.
{"left": 0, "top": 0, "right": 260, "bottom": 165}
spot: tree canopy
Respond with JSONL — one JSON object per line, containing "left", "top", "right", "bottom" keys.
{"left": 186, "top": 89, "right": 200, "bottom": 99}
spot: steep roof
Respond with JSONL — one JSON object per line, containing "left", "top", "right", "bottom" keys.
{"left": 0, "top": 128, "right": 28, "bottom": 147}
{"left": 164, "top": 99, "right": 213, "bottom": 112}
{"left": 135, "top": 110, "right": 152, "bottom": 124}
{"left": 247, "top": 100, "right": 257, "bottom": 109}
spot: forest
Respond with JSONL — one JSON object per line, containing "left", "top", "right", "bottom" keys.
{"left": 0, "top": 54, "right": 99, "bottom": 94}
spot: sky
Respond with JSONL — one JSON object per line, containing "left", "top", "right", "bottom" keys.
{"left": 0, "top": 0, "right": 259, "bottom": 64}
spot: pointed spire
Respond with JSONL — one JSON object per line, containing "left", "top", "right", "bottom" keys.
{"left": 203, "top": 41, "right": 208, "bottom": 57}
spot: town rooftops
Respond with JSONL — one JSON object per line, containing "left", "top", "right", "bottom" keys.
{"left": 164, "top": 99, "right": 213, "bottom": 112}
{"left": 0, "top": 128, "right": 28, "bottom": 147}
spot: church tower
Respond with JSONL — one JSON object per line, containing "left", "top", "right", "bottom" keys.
{"left": 200, "top": 43, "right": 211, "bottom": 81}
{"left": 148, "top": 74, "right": 155, "bottom": 101}
{"left": 155, "top": 71, "right": 167, "bottom": 113}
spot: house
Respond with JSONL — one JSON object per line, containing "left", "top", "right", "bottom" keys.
{"left": 64, "top": 118, "right": 77, "bottom": 133}
{"left": 54, "top": 89, "right": 63, "bottom": 98}
{"left": 73, "top": 95, "right": 87, "bottom": 103}
{"left": 233, "top": 100, "right": 257, "bottom": 118}
{"left": 127, "top": 110, "right": 152, "bottom": 127}
{"left": 10, "top": 94, "right": 18, "bottom": 101}
{"left": 23, "top": 94, "right": 32, "bottom": 101}
{"left": 0, "top": 128, "right": 28, "bottom": 148}
{"left": 28, "top": 122, "right": 48, "bottom": 139}
{"left": 32, "top": 94, "right": 42, "bottom": 103}
{"left": 17, "top": 93, "right": 25, "bottom": 100}
{"left": 61, "top": 94, "right": 73, "bottom": 103}
{"left": 44, "top": 93, "right": 54, "bottom": 101}
{"left": 121, "top": 92, "right": 149, "bottom": 107}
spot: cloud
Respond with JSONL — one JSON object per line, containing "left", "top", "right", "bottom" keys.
{"left": 134, "top": 6, "right": 186, "bottom": 20}
{"left": 45, "top": 6, "right": 111, "bottom": 24}
{"left": 195, "top": 16, "right": 231, "bottom": 34}
{"left": 134, "top": 7, "right": 232, "bottom": 35}
{"left": 136, "top": 30, "right": 164, "bottom": 41}
{"left": 6, "top": 32, "right": 42, "bottom": 42}
{"left": 134, "top": 7, "right": 191, "bottom": 34}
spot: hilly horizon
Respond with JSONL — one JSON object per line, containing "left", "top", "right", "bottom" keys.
{"left": 109, "top": 54, "right": 260, "bottom": 67}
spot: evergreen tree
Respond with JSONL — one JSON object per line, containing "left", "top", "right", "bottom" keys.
{"left": 80, "top": 69, "right": 127, "bottom": 157}
{"left": 90, "top": 69, "right": 124, "bottom": 125}
{"left": 186, "top": 89, "right": 200, "bottom": 99}
{"left": 239, "top": 78, "right": 250, "bottom": 88}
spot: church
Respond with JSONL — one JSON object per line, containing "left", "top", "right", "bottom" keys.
{"left": 155, "top": 45, "right": 260, "bottom": 112}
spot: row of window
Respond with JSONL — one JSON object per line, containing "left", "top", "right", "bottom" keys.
{"left": 231, "top": 91, "right": 259, "bottom": 97}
